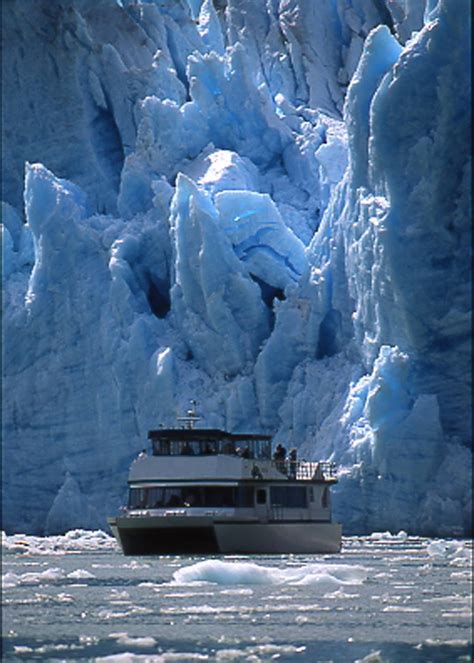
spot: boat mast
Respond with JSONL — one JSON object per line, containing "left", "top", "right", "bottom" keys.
{"left": 177, "top": 399, "right": 201, "bottom": 429}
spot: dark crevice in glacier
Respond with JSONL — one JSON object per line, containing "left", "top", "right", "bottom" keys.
{"left": 250, "top": 274, "right": 285, "bottom": 309}
{"left": 372, "top": 0, "right": 396, "bottom": 35}
{"left": 146, "top": 275, "right": 171, "bottom": 319}
{"left": 165, "top": 24, "right": 191, "bottom": 96}
{"left": 316, "top": 308, "right": 343, "bottom": 360}
{"left": 89, "top": 106, "right": 125, "bottom": 197}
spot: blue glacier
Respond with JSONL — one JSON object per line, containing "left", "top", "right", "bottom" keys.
{"left": 2, "top": 0, "right": 471, "bottom": 536}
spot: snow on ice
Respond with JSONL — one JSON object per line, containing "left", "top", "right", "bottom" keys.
{"left": 2, "top": 0, "right": 471, "bottom": 536}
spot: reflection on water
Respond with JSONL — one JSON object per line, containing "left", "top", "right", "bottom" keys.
{"left": 2, "top": 532, "right": 472, "bottom": 662}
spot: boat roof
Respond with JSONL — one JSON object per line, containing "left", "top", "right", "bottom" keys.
{"left": 148, "top": 428, "right": 272, "bottom": 441}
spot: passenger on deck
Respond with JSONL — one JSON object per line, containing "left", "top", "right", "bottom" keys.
{"left": 167, "top": 493, "right": 181, "bottom": 507}
{"left": 273, "top": 443, "right": 287, "bottom": 474}
{"left": 181, "top": 442, "right": 194, "bottom": 455}
{"left": 183, "top": 493, "right": 196, "bottom": 507}
{"left": 313, "top": 462, "right": 323, "bottom": 479}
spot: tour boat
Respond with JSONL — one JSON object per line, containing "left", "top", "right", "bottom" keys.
{"left": 108, "top": 402, "right": 342, "bottom": 554}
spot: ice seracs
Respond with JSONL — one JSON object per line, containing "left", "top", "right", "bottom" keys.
{"left": 2, "top": 0, "right": 471, "bottom": 537}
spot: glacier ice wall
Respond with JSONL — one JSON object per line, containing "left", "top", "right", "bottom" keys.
{"left": 2, "top": 0, "right": 471, "bottom": 536}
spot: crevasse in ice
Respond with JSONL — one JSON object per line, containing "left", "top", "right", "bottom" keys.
{"left": 2, "top": 0, "right": 471, "bottom": 536}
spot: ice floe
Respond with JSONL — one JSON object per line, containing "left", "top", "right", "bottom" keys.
{"left": 172, "top": 559, "right": 367, "bottom": 588}
{"left": 1, "top": 529, "right": 117, "bottom": 555}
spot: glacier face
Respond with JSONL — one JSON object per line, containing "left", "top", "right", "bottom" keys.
{"left": 2, "top": 0, "right": 471, "bottom": 536}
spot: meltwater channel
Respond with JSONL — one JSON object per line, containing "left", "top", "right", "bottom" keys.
{"left": 2, "top": 531, "right": 472, "bottom": 662}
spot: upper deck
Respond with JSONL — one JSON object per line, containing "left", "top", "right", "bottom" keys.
{"left": 148, "top": 428, "right": 272, "bottom": 460}
{"left": 134, "top": 402, "right": 337, "bottom": 485}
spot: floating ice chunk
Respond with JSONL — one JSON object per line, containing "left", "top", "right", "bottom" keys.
{"left": 369, "top": 531, "right": 408, "bottom": 542}
{"left": 355, "top": 650, "right": 385, "bottom": 663}
{"left": 1, "top": 530, "right": 117, "bottom": 554}
{"left": 174, "top": 560, "right": 273, "bottom": 585}
{"left": 426, "top": 540, "right": 468, "bottom": 562}
{"left": 97, "top": 652, "right": 208, "bottom": 662}
{"left": 67, "top": 569, "right": 95, "bottom": 580}
{"left": 2, "top": 567, "right": 65, "bottom": 589}
{"left": 96, "top": 655, "right": 147, "bottom": 663}
{"left": 250, "top": 644, "right": 306, "bottom": 657}
{"left": 382, "top": 606, "right": 421, "bottom": 613}
{"left": 113, "top": 634, "right": 157, "bottom": 648}
{"left": 2, "top": 572, "right": 20, "bottom": 589}
{"left": 450, "top": 570, "right": 471, "bottom": 580}
{"left": 324, "top": 589, "right": 359, "bottom": 600}
{"left": 173, "top": 560, "right": 367, "bottom": 588}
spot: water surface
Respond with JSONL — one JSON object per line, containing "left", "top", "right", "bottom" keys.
{"left": 2, "top": 531, "right": 472, "bottom": 662}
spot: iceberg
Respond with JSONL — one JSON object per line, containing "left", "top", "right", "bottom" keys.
{"left": 2, "top": 0, "right": 471, "bottom": 536}
{"left": 172, "top": 559, "right": 367, "bottom": 587}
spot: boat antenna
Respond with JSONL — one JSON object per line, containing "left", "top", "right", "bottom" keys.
{"left": 177, "top": 399, "right": 201, "bottom": 429}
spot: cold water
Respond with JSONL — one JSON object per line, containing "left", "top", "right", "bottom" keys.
{"left": 2, "top": 532, "right": 472, "bottom": 662}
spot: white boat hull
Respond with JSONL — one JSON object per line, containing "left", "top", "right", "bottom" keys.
{"left": 108, "top": 515, "right": 342, "bottom": 555}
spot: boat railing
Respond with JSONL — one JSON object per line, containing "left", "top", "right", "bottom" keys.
{"left": 271, "top": 505, "right": 284, "bottom": 520}
{"left": 272, "top": 459, "right": 337, "bottom": 480}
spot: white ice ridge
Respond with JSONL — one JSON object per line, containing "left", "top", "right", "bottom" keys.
{"left": 369, "top": 531, "right": 408, "bottom": 542}
{"left": 172, "top": 559, "right": 367, "bottom": 588}
{"left": 2, "top": 567, "right": 66, "bottom": 590}
{"left": 2, "top": 0, "right": 472, "bottom": 537}
{"left": 1, "top": 529, "right": 118, "bottom": 555}
{"left": 426, "top": 540, "right": 473, "bottom": 566}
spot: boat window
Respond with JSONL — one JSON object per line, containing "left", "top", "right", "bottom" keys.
{"left": 270, "top": 486, "right": 307, "bottom": 508}
{"left": 179, "top": 441, "right": 195, "bottom": 455}
{"left": 322, "top": 487, "right": 329, "bottom": 508}
{"left": 256, "top": 489, "right": 267, "bottom": 505}
{"left": 255, "top": 440, "right": 271, "bottom": 459}
{"left": 220, "top": 440, "right": 235, "bottom": 455}
{"left": 164, "top": 488, "right": 181, "bottom": 506}
{"left": 236, "top": 486, "right": 254, "bottom": 507}
{"left": 128, "top": 486, "right": 255, "bottom": 509}
{"left": 232, "top": 440, "right": 271, "bottom": 460}
{"left": 148, "top": 487, "right": 165, "bottom": 507}
{"left": 150, "top": 437, "right": 271, "bottom": 458}
{"left": 129, "top": 488, "right": 148, "bottom": 509}
{"left": 202, "top": 486, "right": 234, "bottom": 507}
{"left": 152, "top": 440, "right": 170, "bottom": 455}
{"left": 200, "top": 441, "right": 218, "bottom": 455}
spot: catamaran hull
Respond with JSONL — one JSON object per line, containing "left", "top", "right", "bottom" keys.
{"left": 108, "top": 516, "right": 342, "bottom": 555}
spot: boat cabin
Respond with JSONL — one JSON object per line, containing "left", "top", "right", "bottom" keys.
{"left": 148, "top": 428, "right": 272, "bottom": 460}
{"left": 108, "top": 401, "right": 342, "bottom": 554}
